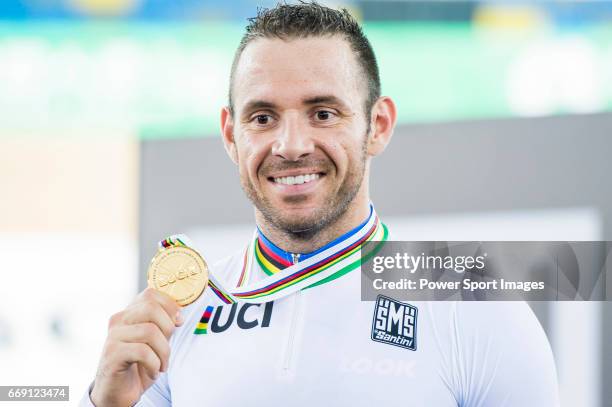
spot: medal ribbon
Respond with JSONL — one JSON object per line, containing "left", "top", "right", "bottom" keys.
{"left": 158, "top": 207, "right": 388, "bottom": 304}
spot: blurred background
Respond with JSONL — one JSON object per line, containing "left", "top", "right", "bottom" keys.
{"left": 0, "top": 0, "right": 611, "bottom": 406}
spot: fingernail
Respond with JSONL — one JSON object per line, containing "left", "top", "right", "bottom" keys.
{"left": 175, "top": 311, "right": 183, "bottom": 325}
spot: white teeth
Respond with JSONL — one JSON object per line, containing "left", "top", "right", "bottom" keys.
{"left": 273, "top": 173, "right": 320, "bottom": 185}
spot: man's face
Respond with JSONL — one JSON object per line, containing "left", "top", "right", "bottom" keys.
{"left": 227, "top": 36, "right": 372, "bottom": 235}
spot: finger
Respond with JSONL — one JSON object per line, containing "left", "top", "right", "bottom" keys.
{"left": 138, "top": 288, "right": 182, "bottom": 325}
{"left": 109, "top": 341, "right": 161, "bottom": 382}
{"left": 111, "top": 323, "right": 171, "bottom": 372}
{"left": 121, "top": 301, "right": 176, "bottom": 339}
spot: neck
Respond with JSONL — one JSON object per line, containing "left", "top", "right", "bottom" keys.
{"left": 255, "top": 194, "right": 371, "bottom": 255}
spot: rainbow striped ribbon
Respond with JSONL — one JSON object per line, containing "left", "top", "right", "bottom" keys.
{"left": 158, "top": 208, "right": 387, "bottom": 304}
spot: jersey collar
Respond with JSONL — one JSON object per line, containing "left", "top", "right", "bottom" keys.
{"left": 255, "top": 204, "right": 375, "bottom": 276}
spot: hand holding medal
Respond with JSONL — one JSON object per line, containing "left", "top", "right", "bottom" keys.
{"left": 90, "top": 236, "right": 208, "bottom": 407}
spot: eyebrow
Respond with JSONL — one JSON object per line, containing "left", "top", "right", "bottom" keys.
{"left": 302, "top": 95, "right": 349, "bottom": 110}
{"left": 241, "top": 100, "right": 278, "bottom": 116}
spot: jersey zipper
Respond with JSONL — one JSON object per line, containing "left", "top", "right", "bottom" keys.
{"left": 291, "top": 252, "right": 300, "bottom": 264}
{"left": 283, "top": 253, "right": 303, "bottom": 373}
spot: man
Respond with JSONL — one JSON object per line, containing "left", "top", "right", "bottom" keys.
{"left": 83, "top": 3, "right": 560, "bottom": 406}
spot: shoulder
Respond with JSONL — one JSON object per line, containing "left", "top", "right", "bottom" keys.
{"left": 425, "top": 301, "right": 559, "bottom": 406}
{"left": 424, "top": 301, "right": 551, "bottom": 355}
{"left": 452, "top": 301, "right": 542, "bottom": 334}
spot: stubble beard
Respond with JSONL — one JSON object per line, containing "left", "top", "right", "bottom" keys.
{"left": 240, "top": 135, "right": 368, "bottom": 241}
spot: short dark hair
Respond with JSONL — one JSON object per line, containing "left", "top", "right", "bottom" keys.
{"left": 229, "top": 1, "right": 380, "bottom": 116}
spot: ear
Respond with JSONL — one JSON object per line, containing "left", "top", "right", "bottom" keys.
{"left": 221, "top": 106, "right": 238, "bottom": 165}
{"left": 366, "top": 96, "right": 397, "bottom": 157}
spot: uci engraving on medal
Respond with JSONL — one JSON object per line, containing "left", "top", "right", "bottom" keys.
{"left": 147, "top": 246, "right": 209, "bottom": 306}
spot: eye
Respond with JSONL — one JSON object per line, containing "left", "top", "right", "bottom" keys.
{"left": 315, "top": 110, "right": 333, "bottom": 121}
{"left": 256, "top": 115, "right": 270, "bottom": 124}
{"left": 252, "top": 114, "right": 273, "bottom": 125}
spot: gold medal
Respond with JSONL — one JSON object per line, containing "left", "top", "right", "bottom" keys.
{"left": 147, "top": 246, "right": 209, "bottom": 306}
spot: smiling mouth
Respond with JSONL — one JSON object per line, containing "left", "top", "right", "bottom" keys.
{"left": 268, "top": 172, "right": 324, "bottom": 186}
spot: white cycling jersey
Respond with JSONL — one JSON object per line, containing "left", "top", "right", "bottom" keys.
{"left": 82, "top": 207, "right": 559, "bottom": 406}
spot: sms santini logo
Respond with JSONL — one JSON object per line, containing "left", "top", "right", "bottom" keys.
{"left": 371, "top": 295, "right": 418, "bottom": 351}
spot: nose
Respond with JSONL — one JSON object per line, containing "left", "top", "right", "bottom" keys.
{"left": 271, "top": 113, "right": 315, "bottom": 161}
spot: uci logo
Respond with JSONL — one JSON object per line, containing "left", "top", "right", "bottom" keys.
{"left": 194, "top": 302, "right": 274, "bottom": 335}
